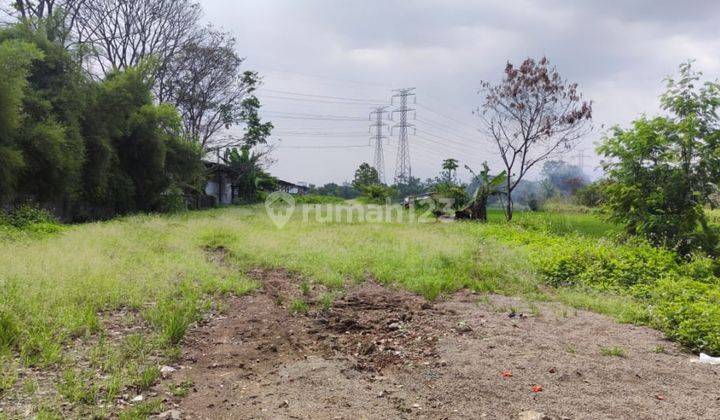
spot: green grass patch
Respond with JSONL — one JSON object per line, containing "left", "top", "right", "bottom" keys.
{"left": 600, "top": 346, "right": 626, "bottom": 357}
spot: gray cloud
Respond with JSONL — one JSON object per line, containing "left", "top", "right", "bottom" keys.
{"left": 201, "top": 0, "right": 720, "bottom": 185}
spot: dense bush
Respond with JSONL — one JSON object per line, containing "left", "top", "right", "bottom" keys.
{"left": 0, "top": 204, "right": 56, "bottom": 228}
{"left": 431, "top": 183, "right": 469, "bottom": 211}
{"left": 359, "top": 184, "right": 395, "bottom": 204}
{"left": 574, "top": 180, "right": 607, "bottom": 207}
{"left": 0, "top": 25, "right": 204, "bottom": 221}
{"left": 488, "top": 223, "right": 720, "bottom": 354}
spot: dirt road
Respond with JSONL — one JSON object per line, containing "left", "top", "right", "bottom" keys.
{"left": 154, "top": 269, "right": 720, "bottom": 419}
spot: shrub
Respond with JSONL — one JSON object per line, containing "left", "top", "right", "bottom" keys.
{"left": 502, "top": 227, "right": 720, "bottom": 354}
{"left": 0, "top": 204, "right": 56, "bottom": 228}
{"left": 575, "top": 180, "right": 607, "bottom": 207}
{"left": 431, "top": 183, "right": 468, "bottom": 211}
{"left": 157, "top": 185, "right": 187, "bottom": 213}
{"left": 648, "top": 275, "right": 720, "bottom": 353}
{"left": 359, "top": 184, "right": 395, "bottom": 205}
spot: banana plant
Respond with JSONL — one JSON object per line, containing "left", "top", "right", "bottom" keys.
{"left": 457, "top": 162, "right": 507, "bottom": 222}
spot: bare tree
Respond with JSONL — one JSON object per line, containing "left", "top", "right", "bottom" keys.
{"left": 477, "top": 57, "right": 592, "bottom": 220}
{"left": 71, "top": 0, "right": 200, "bottom": 76}
{"left": 161, "top": 28, "right": 246, "bottom": 149}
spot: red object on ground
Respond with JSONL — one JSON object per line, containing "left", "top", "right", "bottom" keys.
{"left": 532, "top": 385, "right": 543, "bottom": 392}
{"left": 502, "top": 370, "right": 512, "bottom": 378}
{"left": 656, "top": 395, "right": 665, "bottom": 401}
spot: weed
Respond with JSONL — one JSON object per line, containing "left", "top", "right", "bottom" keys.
{"left": 164, "top": 346, "right": 182, "bottom": 363}
{"left": 527, "top": 302, "right": 542, "bottom": 318}
{"left": 290, "top": 299, "right": 309, "bottom": 314}
{"left": 58, "top": 369, "right": 98, "bottom": 404}
{"left": 600, "top": 346, "right": 626, "bottom": 357}
{"left": 35, "top": 405, "right": 63, "bottom": 420}
{"left": 119, "top": 399, "right": 164, "bottom": 420}
{"left": 319, "top": 293, "right": 335, "bottom": 311}
{"left": 22, "top": 378, "right": 38, "bottom": 395}
{"left": 0, "top": 357, "right": 18, "bottom": 394}
{"left": 300, "top": 280, "right": 311, "bottom": 296}
{"left": 169, "top": 380, "right": 193, "bottom": 397}
{"left": 476, "top": 295, "right": 492, "bottom": 306}
{"left": 0, "top": 310, "right": 19, "bottom": 350}
{"left": 135, "top": 366, "right": 161, "bottom": 391}
{"left": 565, "top": 344, "right": 577, "bottom": 354}
{"left": 653, "top": 345, "right": 667, "bottom": 354}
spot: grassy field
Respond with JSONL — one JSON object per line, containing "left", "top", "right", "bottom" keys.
{"left": 0, "top": 203, "right": 719, "bottom": 417}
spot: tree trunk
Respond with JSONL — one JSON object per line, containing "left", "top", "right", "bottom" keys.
{"left": 505, "top": 193, "right": 513, "bottom": 221}
{"left": 476, "top": 197, "right": 487, "bottom": 222}
{"left": 505, "top": 178, "right": 514, "bottom": 221}
{"left": 458, "top": 196, "right": 488, "bottom": 222}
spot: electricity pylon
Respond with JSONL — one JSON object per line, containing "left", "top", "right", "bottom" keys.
{"left": 369, "top": 106, "right": 390, "bottom": 184}
{"left": 391, "top": 88, "right": 416, "bottom": 183}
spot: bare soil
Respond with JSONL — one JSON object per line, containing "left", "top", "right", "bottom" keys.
{"left": 155, "top": 270, "right": 720, "bottom": 419}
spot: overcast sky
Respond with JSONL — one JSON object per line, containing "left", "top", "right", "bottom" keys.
{"left": 200, "top": 0, "right": 720, "bottom": 186}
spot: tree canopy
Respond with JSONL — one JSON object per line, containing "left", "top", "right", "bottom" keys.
{"left": 599, "top": 62, "right": 720, "bottom": 255}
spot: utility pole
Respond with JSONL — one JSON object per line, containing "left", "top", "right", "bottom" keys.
{"left": 369, "top": 106, "right": 390, "bottom": 184}
{"left": 391, "top": 87, "right": 416, "bottom": 183}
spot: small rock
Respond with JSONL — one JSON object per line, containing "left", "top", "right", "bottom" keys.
{"left": 157, "top": 409, "right": 182, "bottom": 419}
{"left": 387, "top": 322, "right": 402, "bottom": 331}
{"left": 160, "top": 366, "right": 176, "bottom": 376}
{"left": 456, "top": 321, "right": 472, "bottom": 333}
{"left": 517, "top": 410, "right": 549, "bottom": 420}
{"left": 131, "top": 395, "right": 144, "bottom": 403}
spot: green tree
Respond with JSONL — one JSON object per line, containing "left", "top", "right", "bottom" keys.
{"left": 224, "top": 146, "right": 277, "bottom": 203}
{"left": 352, "top": 163, "right": 380, "bottom": 189}
{"left": 0, "top": 39, "right": 42, "bottom": 202}
{"left": 392, "top": 176, "right": 427, "bottom": 199}
{"left": 598, "top": 62, "right": 720, "bottom": 255}
{"left": 441, "top": 158, "right": 459, "bottom": 183}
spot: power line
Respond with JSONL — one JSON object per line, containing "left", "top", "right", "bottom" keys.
{"left": 262, "top": 113, "right": 366, "bottom": 121}
{"left": 415, "top": 129, "right": 487, "bottom": 155}
{"left": 263, "top": 110, "right": 364, "bottom": 118}
{"left": 416, "top": 102, "right": 482, "bottom": 132}
{"left": 415, "top": 116, "right": 480, "bottom": 140}
{"left": 262, "top": 95, "right": 386, "bottom": 106}
{"left": 278, "top": 144, "right": 371, "bottom": 149}
{"left": 256, "top": 67, "right": 393, "bottom": 89}
{"left": 260, "top": 88, "right": 386, "bottom": 103}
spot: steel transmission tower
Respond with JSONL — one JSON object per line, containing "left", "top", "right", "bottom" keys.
{"left": 391, "top": 88, "right": 416, "bottom": 183}
{"left": 369, "top": 106, "right": 390, "bottom": 184}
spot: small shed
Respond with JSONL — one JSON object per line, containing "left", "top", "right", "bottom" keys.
{"left": 277, "top": 180, "right": 309, "bottom": 195}
{"left": 204, "top": 161, "right": 236, "bottom": 205}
